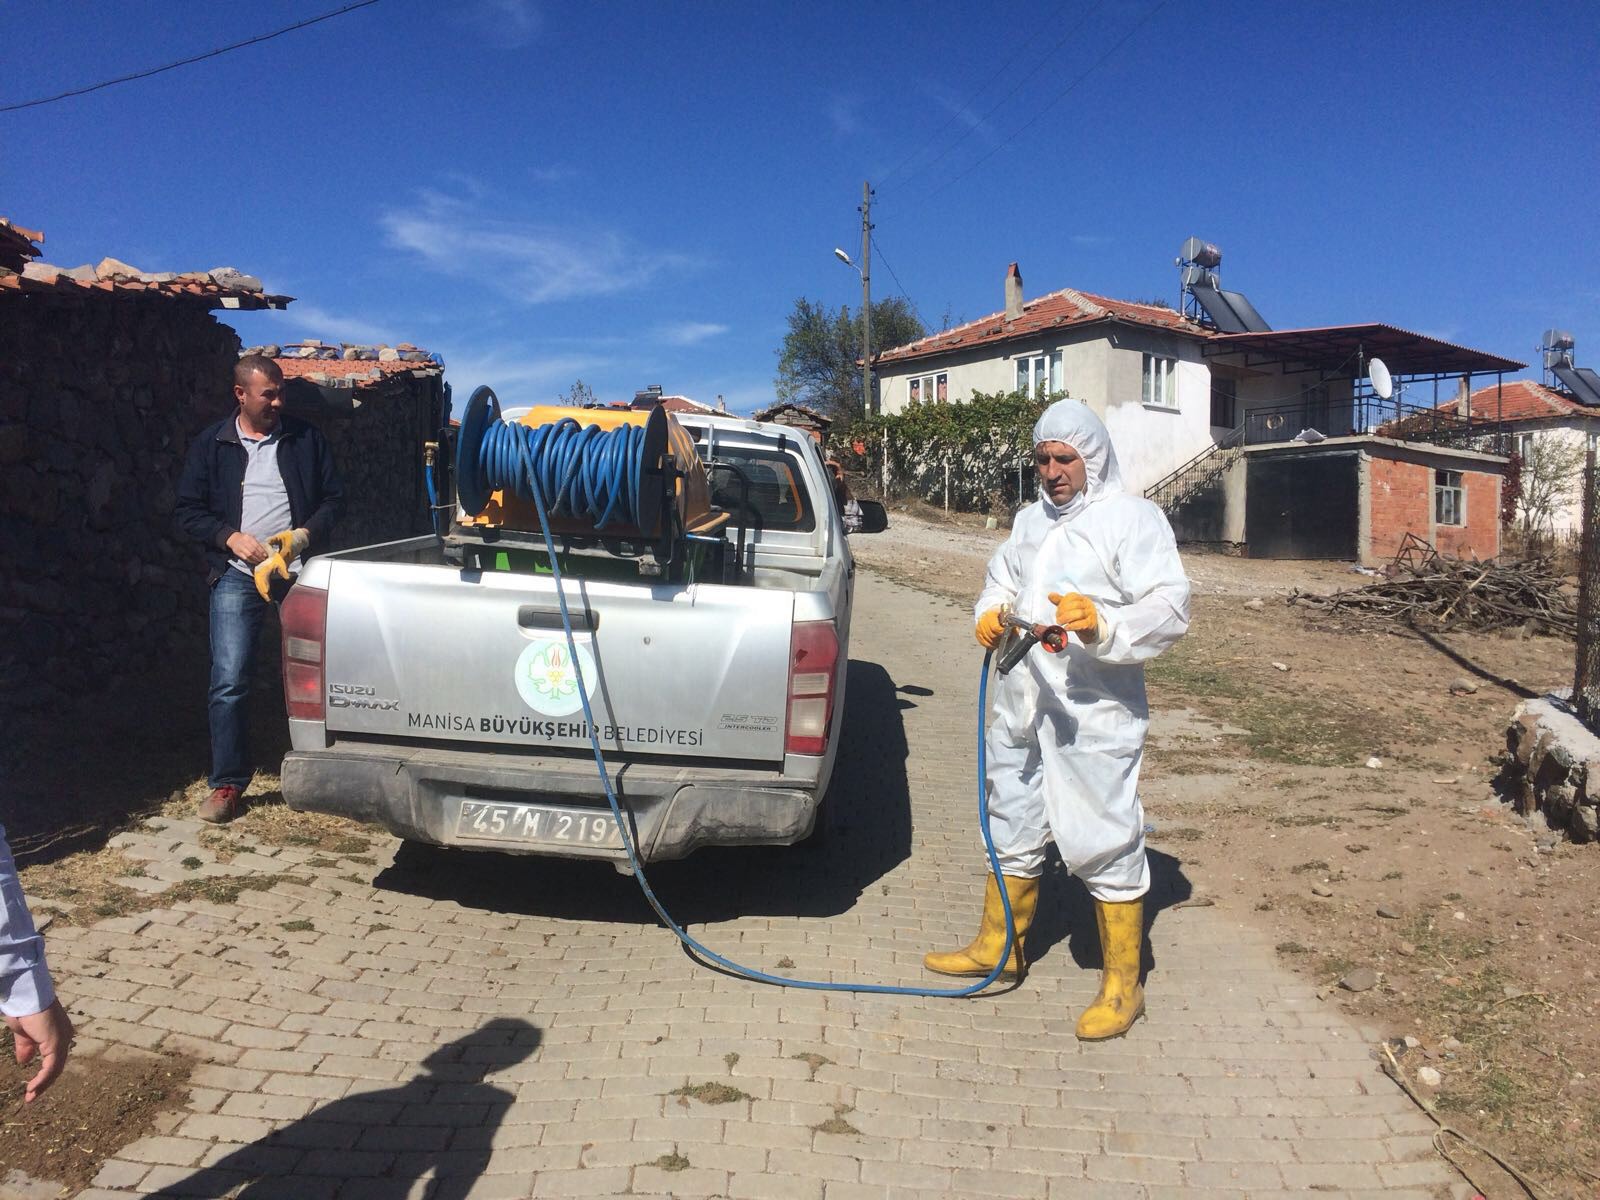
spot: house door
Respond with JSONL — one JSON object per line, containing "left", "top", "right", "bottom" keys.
{"left": 1245, "top": 452, "right": 1359, "bottom": 559}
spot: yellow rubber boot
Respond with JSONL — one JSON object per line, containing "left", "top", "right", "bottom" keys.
{"left": 924, "top": 874, "right": 1039, "bottom": 979}
{"left": 1075, "top": 897, "right": 1145, "bottom": 1040}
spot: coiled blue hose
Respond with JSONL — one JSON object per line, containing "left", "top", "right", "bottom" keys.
{"left": 472, "top": 413, "right": 649, "bottom": 530}
{"left": 494, "top": 391, "right": 1017, "bottom": 996}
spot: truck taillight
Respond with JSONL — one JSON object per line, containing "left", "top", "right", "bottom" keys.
{"left": 786, "top": 619, "right": 839, "bottom": 756}
{"left": 280, "top": 584, "right": 327, "bottom": 722}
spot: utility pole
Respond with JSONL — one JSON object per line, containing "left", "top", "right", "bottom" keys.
{"left": 859, "top": 180, "right": 874, "bottom": 415}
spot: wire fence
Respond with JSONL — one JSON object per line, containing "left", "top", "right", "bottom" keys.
{"left": 1573, "top": 452, "right": 1600, "bottom": 733}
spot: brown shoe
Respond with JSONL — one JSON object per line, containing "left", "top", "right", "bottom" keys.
{"left": 197, "top": 785, "right": 246, "bottom": 824}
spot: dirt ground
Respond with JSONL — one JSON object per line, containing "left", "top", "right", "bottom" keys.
{"left": 0, "top": 1042, "right": 194, "bottom": 1193}
{"left": 851, "top": 501, "right": 1600, "bottom": 1200}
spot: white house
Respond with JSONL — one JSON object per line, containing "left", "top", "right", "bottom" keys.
{"left": 876, "top": 263, "right": 1226, "bottom": 498}
{"left": 872, "top": 261, "right": 1525, "bottom": 563}
{"left": 1437, "top": 379, "right": 1600, "bottom": 534}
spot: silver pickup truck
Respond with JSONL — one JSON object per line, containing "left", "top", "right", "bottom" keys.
{"left": 277, "top": 411, "right": 881, "bottom": 868}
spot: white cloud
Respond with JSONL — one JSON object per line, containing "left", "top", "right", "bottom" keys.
{"left": 275, "top": 303, "right": 397, "bottom": 346}
{"left": 381, "top": 191, "right": 698, "bottom": 305}
{"left": 463, "top": 0, "right": 541, "bottom": 48}
{"left": 828, "top": 96, "right": 863, "bottom": 136}
{"left": 440, "top": 349, "right": 602, "bottom": 408}
{"left": 932, "top": 92, "right": 996, "bottom": 144}
{"left": 654, "top": 321, "right": 729, "bottom": 347}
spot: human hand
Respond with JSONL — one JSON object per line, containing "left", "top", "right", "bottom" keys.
{"left": 6, "top": 999, "right": 73, "bottom": 1102}
{"left": 226, "top": 531, "right": 269, "bottom": 565}
{"left": 1047, "top": 592, "right": 1100, "bottom": 642}
{"left": 975, "top": 607, "right": 1006, "bottom": 650}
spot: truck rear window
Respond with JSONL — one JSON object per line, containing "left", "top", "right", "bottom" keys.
{"left": 705, "top": 449, "right": 816, "bottom": 533}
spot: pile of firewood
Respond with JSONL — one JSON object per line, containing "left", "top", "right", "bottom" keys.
{"left": 1291, "top": 555, "right": 1576, "bottom": 636}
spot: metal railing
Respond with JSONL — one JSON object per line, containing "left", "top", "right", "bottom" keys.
{"left": 1144, "top": 424, "right": 1244, "bottom": 512}
{"left": 1243, "top": 397, "right": 1507, "bottom": 451}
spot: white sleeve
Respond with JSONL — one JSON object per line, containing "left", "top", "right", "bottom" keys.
{"left": 0, "top": 826, "right": 55, "bottom": 1018}
{"left": 975, "top": 524, "right": 1025, "bottom": 623}
{"left": 1081, "top": 502, "right": 1191, "bottom": 665}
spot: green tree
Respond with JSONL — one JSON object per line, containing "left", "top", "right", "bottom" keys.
{"left": 775, "top": 297, "right": 924, "bottom": 423}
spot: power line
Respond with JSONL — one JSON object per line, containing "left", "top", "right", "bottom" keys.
{"left": 0, "top": 0, "right": 383, "bottom": 114}
{"left": 869, "top": 232, "right": 929, "bottom": 331}
{"left": 889, "top": 0, "right": 1107, "bottom": 196}
{"left": 929, "top": 0, "right": 1174, "bottom": 200}
{"left": 875, "top": 0, "right": 1077, "bottom": 190}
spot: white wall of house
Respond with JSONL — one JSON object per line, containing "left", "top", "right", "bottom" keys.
{"left": 876, "top": 323, "right": 1217, "bottom": 496}
{"left": 1510, "top": 421, "right": 1598, "bottom": 533}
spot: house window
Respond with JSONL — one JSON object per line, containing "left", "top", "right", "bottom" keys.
{"left": 1015, "top": 351, "right": 1062, "bottom": 399}
{"left": 908, "top": 372, "right": 948, "bottom": 405}
{"left": 1142, "top": 354, "right": 1177, "bottom": 410}
{"left": 1518, "top": 433, "right": 1535, "bottom": 460}
{"left": 1210, "top": 377, "right": 1237, "bottom": 428}
{"left": 1435, "top": 470, "right": 1465, "bottom": 526}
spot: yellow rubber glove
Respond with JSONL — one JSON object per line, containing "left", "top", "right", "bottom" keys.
{"left": 252, "top": 528, "right": 310, "bottom": 602}
{"left": 1047, "top": 592, "right": 1101, "bottom": 643}
{"left": 975, "top": 606, "right": 1006, "bottom": 650}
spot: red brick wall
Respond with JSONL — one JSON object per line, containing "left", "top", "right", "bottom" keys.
{"left": 1436, "top": 467, "right": 1500, "bottom": 559}
{"left": 1367, "top": 457, "right": 1433, "bottom": 563}
{"left": 1366, "top": 454, "right": 1500, "bottom": 562}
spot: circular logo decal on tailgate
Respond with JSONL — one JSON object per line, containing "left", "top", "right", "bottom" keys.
{"left": 514, "top": 637, "right": 598, "bottom": 717}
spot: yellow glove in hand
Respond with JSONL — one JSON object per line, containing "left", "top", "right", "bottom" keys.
{"left": 1047, "top": 592, "right": 1101, "bottom": 643}
{"left": 252, "top": 528, "right": 310, "bottom": 602}
{"left": 975, "top": 606, "right": 1006, "bottom": 650}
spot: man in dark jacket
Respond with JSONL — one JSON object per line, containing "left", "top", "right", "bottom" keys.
{"left": 175, "top": 355, "right": 343, "bottom": 823}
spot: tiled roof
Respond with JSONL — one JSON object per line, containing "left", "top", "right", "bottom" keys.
{"left": 1436, "top": 379, "right": 1599, "bottom": 423}
{"left": 0, "top": 216, "right": 289, "bottom": 310}
{"left": 657, "top": 395, "right": 717, "bottom": 414}
{"left": 876, "top": 287, "right": 1202, "bottom": 365}
{"left": 0, "top": 218, "right": 43, "bottom": 273}
{"left": 246, "top": 341, "right": 442, "bottom": 390}
{"left": 753, "top": 400, "right": 831, "bottom": 425}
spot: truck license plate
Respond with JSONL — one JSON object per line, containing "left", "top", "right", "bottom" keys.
{"left": 454, "top": 800, "right": 623, "bottom": 848}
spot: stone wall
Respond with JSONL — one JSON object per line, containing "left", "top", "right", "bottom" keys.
{"left": 1498, "top": 696, "right": 1600, "bottom": 844}
{"left": 0, "top": 295, "right": 441, "bottom": 779}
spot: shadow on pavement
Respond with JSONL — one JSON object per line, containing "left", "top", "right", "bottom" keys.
{"left": 374, "top": 658, "right": 913, "bottom": 926}
{"left": 1024, "top": 847, "right": 1193, "bottom": 979}
{"left": 146, "top": 1019, "right": 538, "bottom": 1199}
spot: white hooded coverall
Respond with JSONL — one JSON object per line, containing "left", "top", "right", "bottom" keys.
{"left": 977, "top": 400, "right": 1191, "bottom": 901}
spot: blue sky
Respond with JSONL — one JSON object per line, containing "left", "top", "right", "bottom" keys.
{"left": 6, "top": 0, "right": 1597, "bottom": 414}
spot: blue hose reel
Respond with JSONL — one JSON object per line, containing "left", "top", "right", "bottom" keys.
{"left": 454, "top": 385, "right": 670, "bottom": 540}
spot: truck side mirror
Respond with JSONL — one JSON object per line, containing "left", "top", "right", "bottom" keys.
{"left": 854, "top": 499, "right": 889, "bottom": 534}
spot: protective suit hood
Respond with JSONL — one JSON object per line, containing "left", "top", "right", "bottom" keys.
{"left": 1033, "top": 399, "right": 1125, "bottom": 517}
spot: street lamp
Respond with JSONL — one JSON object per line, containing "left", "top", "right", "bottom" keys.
{"left": 833, "top": 229, "right": 872, "bottom": 415}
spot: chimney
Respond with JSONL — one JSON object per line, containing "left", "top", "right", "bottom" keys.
{"left": 1004, "top": 262, "right": 1023, "bottom": 322}
{"left": 715, "top": 394, "right": 727, "bottom": 413}
{"left": 1458, "top": 376, "right": 1471, "bottom": 422}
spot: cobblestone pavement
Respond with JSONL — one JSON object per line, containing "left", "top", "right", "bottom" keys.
{"left": 31, "top": 569, "right": 1463, "bottom": 1199}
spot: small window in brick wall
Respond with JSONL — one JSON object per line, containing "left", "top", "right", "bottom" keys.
{"left": 1435, "top": 469, "right": 1465, "bottom": 526}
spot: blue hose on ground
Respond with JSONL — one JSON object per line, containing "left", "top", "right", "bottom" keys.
{"left": 491, "top": 393, "right": 1014, "bottom": 996}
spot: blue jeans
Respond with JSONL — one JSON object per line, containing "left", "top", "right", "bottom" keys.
{"left": 208, "top": 570, "right": 272, "bottom": 789}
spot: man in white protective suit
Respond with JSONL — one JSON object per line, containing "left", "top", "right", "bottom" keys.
{"left": 924, "top": 397, "right": 1191, "bottom": 1040}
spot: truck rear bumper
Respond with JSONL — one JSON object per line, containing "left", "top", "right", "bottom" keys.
{"left": 280, "top": 743, "right": 818, "bottom": 864}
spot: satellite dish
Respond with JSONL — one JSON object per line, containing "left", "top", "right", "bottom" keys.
{"left": 1368, "top": 356, "right": 1393, "bottom": 400}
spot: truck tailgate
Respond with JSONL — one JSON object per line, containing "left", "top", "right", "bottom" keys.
{"left": 321, "top": 561, "right": 793, "bottom": 762}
